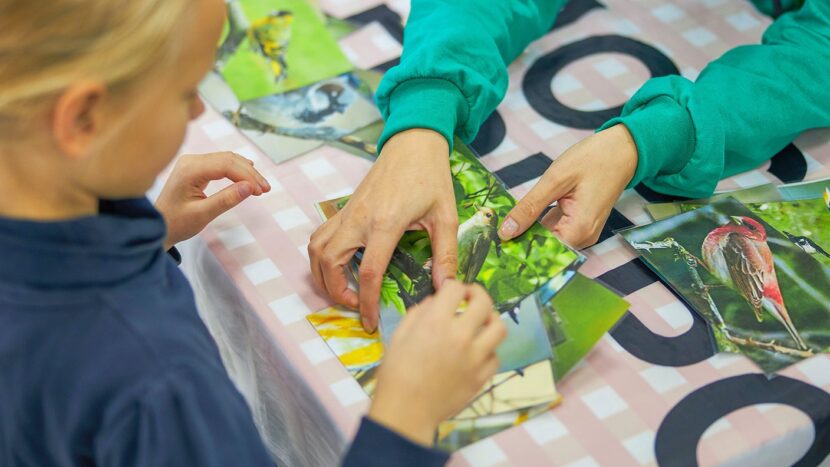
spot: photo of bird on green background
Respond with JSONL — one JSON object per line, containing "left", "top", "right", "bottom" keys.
{"left": 247, "top": 10, "right": 294, "bottom": 82}
{"left": 315, "top": 142, "right": 583, "bottom": 374}
{"left": 677, "top": 197, "right": 830, "bottom": 269}
{"left": 213, "top": 0, "right": 352, "bottom": 101}
{"left": 622, "top": 198, "right": 830, "bottom": 373}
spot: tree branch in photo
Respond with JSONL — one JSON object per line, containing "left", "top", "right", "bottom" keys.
{"left": 216, "top": 1, "right": 251, "bottom": 69}
{"left": 630, "top": 238, "right": 812, "bottom": 357}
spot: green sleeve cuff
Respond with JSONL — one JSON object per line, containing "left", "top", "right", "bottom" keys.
{"left": 376, "top": 78, "right": 469, "bottom": 153}
{"left": 598, "top": 95, "right": 695, "bottom": 191}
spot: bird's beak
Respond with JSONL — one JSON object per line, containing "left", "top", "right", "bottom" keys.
{"left": 729, "top": 216, "right": 744, "bottom": 226}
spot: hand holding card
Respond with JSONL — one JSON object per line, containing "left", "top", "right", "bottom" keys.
{"left": 368, "top": 282, "right": 506, "bottom": 446}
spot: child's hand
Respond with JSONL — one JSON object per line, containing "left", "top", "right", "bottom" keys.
{"left": 155, "top": 152, "right": 271, "bottom": 249}
{"left": 498, "top": 124, "right": 639, "bottom": 248}
{"left": 367, "top": 282, "right": 506, "bottom": 446}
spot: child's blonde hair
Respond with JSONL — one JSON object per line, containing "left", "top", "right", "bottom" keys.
{"left": 0, "top": 0, "right": 192, "bottom": 131}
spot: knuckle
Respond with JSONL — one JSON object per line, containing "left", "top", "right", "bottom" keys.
{"left": 223, "top": 191, "right": 238, "bottom": 208}
{"left": 308, "top": 234, "right": 322, "bottom": 251}
{"left": 359, "top": 266, "right": 380, "bottom": 283}
{"left": 307, "top": 240, "right": 320, "bottom": 257}
{"left": 515, "top": 198, "right": 540, "bottom": 221}
{"left": 320, "top": 251, "right": 339, "bottom": 268}
{"left": 434, "top": 252, "right": 456, "bottom": 268}
{"left": 587, "top": 228, "right": 602, "bottom": 247}
{"left": 221, "top": 154, "right": 236, "bottom": 170}
{"left": 309, "top": 235, "right": 326, "bottom": 251}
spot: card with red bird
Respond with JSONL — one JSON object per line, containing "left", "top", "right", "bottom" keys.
{"left": 676, "top": 197, "right": 830, "bottom": 269}
{"left": 620, "top": 198, "right": 830, "bottom": 373}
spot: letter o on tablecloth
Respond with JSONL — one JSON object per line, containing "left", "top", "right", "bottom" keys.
{"left": 522, "top": 35, "right": 679, "bottom": 129}
{"left": 655, "top": 374, "right": 830, "bottom": 467}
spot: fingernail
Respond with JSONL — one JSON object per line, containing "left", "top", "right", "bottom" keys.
{"left": 260, "top": 179, "right": 271, "bottom": 191}
{"left": 362, "top": 316, "right": 376, "bottom": 334}
{"left": 237, "top": 182, "right": 253, "bottom": 199}
{"left": 499, "top": 217, "right": 518, "bottom": 239}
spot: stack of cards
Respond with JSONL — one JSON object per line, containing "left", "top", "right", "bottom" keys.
{"left": 307, "top": 141, "right": 629, "bottom": 451}
{"left": 622, "top": 179, "right": 830, "bottom": 373}
{"left": 199, "top": 0, "right": 382, "bottom": 163}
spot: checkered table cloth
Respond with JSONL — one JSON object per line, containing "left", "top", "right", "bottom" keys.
{"left": 173, "top": 1, "right": 830, "bottom": 465}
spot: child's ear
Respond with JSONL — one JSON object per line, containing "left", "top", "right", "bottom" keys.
{"left": 51, "top": 81, "right": 107, "bottom": 160}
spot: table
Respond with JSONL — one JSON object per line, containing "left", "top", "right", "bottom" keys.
{"left": 174, "top": 0, "right": 830, "bottom": 465}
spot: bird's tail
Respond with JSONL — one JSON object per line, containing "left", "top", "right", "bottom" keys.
{"left": 766, "top": 298, "right": 809, "bottom": 351}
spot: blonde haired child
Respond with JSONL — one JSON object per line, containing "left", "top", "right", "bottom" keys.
{"left": 0, "top": 0, "right": 505, "bottom": 465}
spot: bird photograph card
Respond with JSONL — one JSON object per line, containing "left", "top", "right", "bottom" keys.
{"left": 200, "top": 71, "right": 380, "bottom": 164}
{"left": 305, "top": 306, "right": 383, "bottom": 394}
{"left": 777, "top": 177, "right": 830, "bottom": 202}
{"left": 540, "top": 273, "right": 629, "bottom": 381}
{"left": 315, "top": 142, "right": 584, "bottom": 373}
{"left": 368, "top": 143, "right": 583, "bottom": 332}
{"left": 305, "top": 306, "right": 560, "bottom": 436}
{"left": 620, "top": 198, "right": 830, "bottom": 373}
{"left": 645, "top": 183, "right": 782, "bottom": 221}
{"left": 214, "top": 0, "right": 353, "bottom": 101}
{"left": 436, "top": 401, "right": 560, "bottom": 452}
{"left": 674, "top": 196, "right": 830, "bottom": 269}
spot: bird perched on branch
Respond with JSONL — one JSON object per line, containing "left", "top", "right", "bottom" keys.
{"left": 457, "top": 207, "right": 501, "bottom": 283}
{"left": 248, "top": 10, "right": 294, "bottom": 82}
{"left": 783, "top": 231, "right": 830, "bottom": 259}
{"left": 702, "top": 216, "right": 808, "bottom": 350}
{"left": 222, "top": 75, "right": 360, "bottom": 142}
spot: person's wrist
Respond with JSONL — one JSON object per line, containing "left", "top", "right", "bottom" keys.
{"left": 608, "top": 124, "right": 639, "bottom": 185}
{"left": 154, "top": 203, "right": 174, "bottom": 251}
{"left": 368, "top": 389, "right": 439, "bottom": 447}
{"left": 383, "top": 128, "right": 449, "bottom": 160}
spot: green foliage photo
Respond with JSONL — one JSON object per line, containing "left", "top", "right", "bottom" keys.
{"left": 216, "top": 0, "right": 353, "bottom": 101}
{"left": 541, "top": 274, "right": 629, "bottom": 381}
{"left": 747, "top": 199, "right": 830, "bottom": 268}
{"left": 376, "top": 143, "right": 582, "bottom": 314}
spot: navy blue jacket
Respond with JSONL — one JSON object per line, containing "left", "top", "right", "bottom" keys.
{"left": 0, "top": 198, "right": 447, "bottom": 467}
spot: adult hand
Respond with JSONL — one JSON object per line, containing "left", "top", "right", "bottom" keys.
{"left": 308, "top": 129, "right": 458, "bottom": 332}
{"left": 368, "top": 282, "right": 506, "bottom": 446}
{"left": 155, "top": 152, "right": 270, "bottom": 250}
{"left": 498, "top": 124, "right": 639, "bottom": 248}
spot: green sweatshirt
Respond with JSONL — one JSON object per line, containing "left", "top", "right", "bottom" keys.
{"left": 375, "top": 0, "right": 828, "bottom": 198}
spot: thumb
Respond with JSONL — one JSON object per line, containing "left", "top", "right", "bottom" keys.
{"left": 499, "top": 169, "right": 570, "bottom": 241}
{"left": 202, "top": 181, "right": 254, "bottom": 222}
